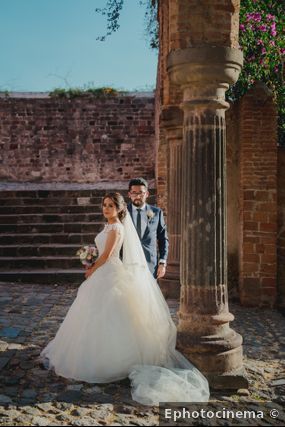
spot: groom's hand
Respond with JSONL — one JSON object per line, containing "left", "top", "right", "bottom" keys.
{"left": 157, "top": 264, "right": 166, "bottom": 279}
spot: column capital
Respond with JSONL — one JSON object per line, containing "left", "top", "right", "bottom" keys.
{"left": 167, "top": 46, "right": 243, "bottom": 111}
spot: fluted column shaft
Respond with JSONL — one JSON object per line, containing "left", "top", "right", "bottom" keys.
{"left": 168, "top": 46, "right": 247, "bottom": 388}
{"left": 160, "top": 107, "right": 183, "bottom": 298}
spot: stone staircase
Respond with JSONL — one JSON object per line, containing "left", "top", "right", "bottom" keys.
{"left": 0, "top": 188, "right": 155, "bottom": 285}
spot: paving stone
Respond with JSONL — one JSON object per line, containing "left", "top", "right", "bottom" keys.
{"left": 66, "top": 384, "right": 84, "bottom": 391}
{"left": 57, "top": 390, "right": 82, "bottom": 403}
{"left": 0, "top": 342, "right": 8, "bottom": 352}
{"left": 0, "top": 395, "right": 12, "bottom": 404}
{"left": 71, "top": 418, "right": 101, "bottom": 426}
{"left": 271, "top": 378, "right": 285, "bottom": 386}
{"left": 0, "top": 328, "right": 21, "bottom": 338}
{"left": 0, "top": 358, "right": 10, "bottom": 371}
{"left": 3, "top": 387, "right": 18, "bottom": 397}
{"left": 83, "top": 386, "right": 103, "bottom": 395}
{"left": 22, "top": 406, "right": 42, "bottom": 416}
{"left": 54, "top": 402, "right": 74, "bottom": 411}
{"left": 32, "top": 416, "right": 52, "bottom": 426}
{"left": 72, "top": 407, "right": 90, "bottom": 417}
{"left": 55, "top": 413, "right": 74, "bottom": 422}
{"left": 15, "top": 414, "right": 34, "bottom": 424}
{"left": 35, "top": 403, "right": 58, "bottom": 413}
{"left": 7, "top": 344, "right": 23, "bottom": 350}
{"left": 22, "top": 389, "right": 37, "bottom": 399}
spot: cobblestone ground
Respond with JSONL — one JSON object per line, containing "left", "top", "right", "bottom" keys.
{"left": 0, "top": 283, "right": 284, "bottom": 426}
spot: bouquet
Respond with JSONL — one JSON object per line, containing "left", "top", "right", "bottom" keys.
{"left": 76, "top": 245, "right": 99, "bottom": 268}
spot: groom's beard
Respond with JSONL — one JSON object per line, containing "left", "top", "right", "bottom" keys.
{"left": 132, "top": 199, "right": 145, "bottom": 208}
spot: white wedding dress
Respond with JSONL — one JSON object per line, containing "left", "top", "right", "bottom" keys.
{"left": 40, "top": 213, "right": 209, "bottom": 405}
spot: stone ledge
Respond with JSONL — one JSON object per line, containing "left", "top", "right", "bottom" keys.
{"left": 0, "top": 91, "right": 155, "bottom": 99}
{"left": 0, "top": 181, "right": 156, "bottom": 191}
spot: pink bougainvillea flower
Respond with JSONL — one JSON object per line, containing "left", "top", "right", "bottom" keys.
{"left": 253, "top": 13, "right": 262, "bottom": 22}
{"left": 259, "top": 25, "right": 267, "bottom": 32}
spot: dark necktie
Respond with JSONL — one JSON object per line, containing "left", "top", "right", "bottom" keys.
{"left": 136, "top": 208, "right": 142, "bottom": 239}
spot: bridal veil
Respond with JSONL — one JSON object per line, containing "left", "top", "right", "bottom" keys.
{"left": 122, "top": 212, "right": 210, "bottom": 406}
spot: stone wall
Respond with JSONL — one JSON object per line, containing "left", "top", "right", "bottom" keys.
{"left": 0, "top": 93, "right": 155, "bottom": 183}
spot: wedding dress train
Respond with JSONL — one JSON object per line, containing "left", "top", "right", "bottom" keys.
{"left": 40, "top": 213, "right": 209, "bottom": 406}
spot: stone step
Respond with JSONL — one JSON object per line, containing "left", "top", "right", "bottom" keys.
{"left": 0, "top": 205, "right": 102, "bottom": 215}
{"left": 0, "top": 244, "right": 82, "bottom": 257}
{"left": 0, "top": 256, "right": 81, "bottom": 269}
{"left": 0, "top": 191, "right": 155, "bottom": 206}
{"left": 0, "top": 222, "right": 103, "bottom": 234}
{"left": 0, "top": 188, "right": 155, "bottom": 197}
{"left": 0, "top": 197, "right": 115, "bottom": 206}
{"left": 0, "top": 187, "right": 157, "bottom": 286}
{"left": 0, "top": 213, "right": 104, "bottom": 224}
{"left": 0, "top": 233, "right": 96, "bottom": 245}
{"left": 0, "top": 189, "right": 132, "bottom": 198}
{"left": 0, "top": 270, "right": 85, "bottom": 285}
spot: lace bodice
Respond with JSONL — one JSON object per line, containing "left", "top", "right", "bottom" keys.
{"left": 95, "top": 222, "right": 124, "bottom": 260}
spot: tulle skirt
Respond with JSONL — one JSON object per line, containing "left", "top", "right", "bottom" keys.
{"left": 40, "top": 258, "right": 209, "bottom": 405}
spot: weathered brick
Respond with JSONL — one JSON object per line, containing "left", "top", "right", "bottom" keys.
{"left": 0, "top": 95, "right": 155, "bottom": 183}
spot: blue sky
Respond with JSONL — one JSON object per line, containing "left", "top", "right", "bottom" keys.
{"left": 0, "top": 0, "right": 158, "bottom": 92}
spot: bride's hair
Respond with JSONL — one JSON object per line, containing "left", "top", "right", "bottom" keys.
{"left": 102, "top": 192, "right": 127, "bottom": 222}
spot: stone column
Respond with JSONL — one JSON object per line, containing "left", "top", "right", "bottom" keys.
{"left": 159, "top": 106, "right": 183, "bottom": 298}
{"left": 167, "top": 46, "right": 247, "bottom": 389}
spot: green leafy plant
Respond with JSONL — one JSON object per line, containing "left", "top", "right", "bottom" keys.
{"left": 0, "top": 90, "right": 10, "bottom": 98}
{"left": 49, "top": 86, "right": 120, "bottom": 98}
{"left": 227, "top": 0, "right": 285, "bottom": 145}
{"left": 95, "top": 0, "right": 158, "bottom": 49}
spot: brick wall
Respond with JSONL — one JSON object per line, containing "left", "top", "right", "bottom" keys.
{"left": 168, "top": 0, "right": 240, "bottom": 50}
{"left": 226, "top": 102, "right": 240, "bottom": 295}
{"left": 239, "top": 83, "right": 278, "bottom": 307}
{"left": 0, "top": 94, "right": 155, "bottom": 183}
{"left": 277, "top": 147, "right": 285, "bottom": 308}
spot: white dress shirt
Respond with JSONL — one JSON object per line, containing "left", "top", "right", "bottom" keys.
{"left": 132, "top": 203, "right": 148, "bottom": 237}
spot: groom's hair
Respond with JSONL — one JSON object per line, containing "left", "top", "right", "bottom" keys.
{"left": 128, "top": 177, "right": 148, "bottom": 190}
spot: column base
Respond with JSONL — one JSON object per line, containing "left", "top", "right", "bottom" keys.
{"left": 207, "top": 368, "right": 249, "bottom": 390}
{"left": 159, "top": 277, "right": 181, "bottom": 299}
{"left": 177, "top": 327, "right": 244, "bottom": 379}
{"left": 159, "top": 262, "right": 181, "bottom": 299}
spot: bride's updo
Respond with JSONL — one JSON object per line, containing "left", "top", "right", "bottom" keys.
{"left": 102, "top": 192, "right": 127, "bottom": 222}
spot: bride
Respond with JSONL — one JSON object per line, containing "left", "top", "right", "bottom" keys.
{"left": 40, "top": 192, "right": 209, "bottom": 405}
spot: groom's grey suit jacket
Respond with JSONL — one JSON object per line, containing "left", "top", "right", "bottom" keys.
{"left": 127, "top": 203, "right": 169, "bottom": 277}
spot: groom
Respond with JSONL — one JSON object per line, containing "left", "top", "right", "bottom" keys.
{"left": 127, "top": 177, "right": 169, "bottom": 279}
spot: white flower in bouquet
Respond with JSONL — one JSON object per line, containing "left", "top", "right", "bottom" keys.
{"left": 76, "top": 245, "right": 99, "bottom": 267}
